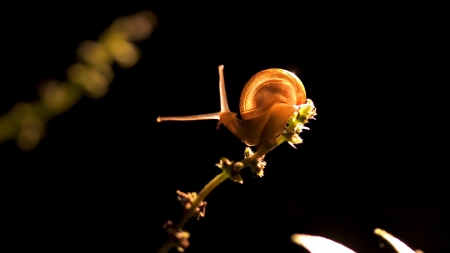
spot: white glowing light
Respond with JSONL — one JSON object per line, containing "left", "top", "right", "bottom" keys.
{"left": 374, "top": 228, "right": 419, "bottom": 253}
{"left": 291, "top": 234, "right": 356, "bottom": 253}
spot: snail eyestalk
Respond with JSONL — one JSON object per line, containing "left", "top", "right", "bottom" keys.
{"left": 156, "top": 65, "right": 230, "bottom": 124}
{"left": 218, "top": 65, "right": 230, "bottom": 113}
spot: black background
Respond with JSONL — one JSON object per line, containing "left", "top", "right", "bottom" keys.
{"left": 1, "top": 3, "right": 448, "bottom": 253}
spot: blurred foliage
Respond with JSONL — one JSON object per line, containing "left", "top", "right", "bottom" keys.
{"left": 0, "top": 11, "right": 157, "bottom": 151}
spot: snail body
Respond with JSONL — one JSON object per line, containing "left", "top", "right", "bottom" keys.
{"left": 157, "top": 65, "right": 307, "bottom": 150}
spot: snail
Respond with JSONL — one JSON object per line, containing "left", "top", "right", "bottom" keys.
{"left": 157, "top": 65, "right": 308, "bottom": 150}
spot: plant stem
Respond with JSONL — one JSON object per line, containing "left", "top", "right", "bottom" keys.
{"left": 175, "top": 171, "right": 229, "bottom": 229}
{"left": 157, "top": 241, "right": 174, "bottom": 253}
{"left": 237, "top": 148, "right": 270, "bottom": 170}
{"left": 157, "top": 171, "right": 229, "bottom": 253}
{"left": 157, "top": 141, "right": 286, "bottom": 253}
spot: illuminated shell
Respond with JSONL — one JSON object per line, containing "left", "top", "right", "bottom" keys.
{"left": 239, "top": 69, "right": 306, "bottom": 120}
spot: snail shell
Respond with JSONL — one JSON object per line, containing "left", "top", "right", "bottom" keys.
{"left": 240, "top": 68, "right": 306, "bottom": 118}
{"left": 157, "top": 66, "right": 307, "bottom": 150}
{"left": 220, "top": 68, "right": 306, "bottom": 149}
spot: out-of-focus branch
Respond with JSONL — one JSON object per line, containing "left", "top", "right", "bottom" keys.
{"left": 0, "top": 11, "right": 157, "bottom": 151}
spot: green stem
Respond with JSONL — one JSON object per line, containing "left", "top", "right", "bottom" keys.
{"left": 237, "top": 147, "right": 271, "bottom": 170}
{"left": 157, "top": 171, "right": 229, "bottom": 253}
{"left": 175, "top": 171, "right": 229, "bottom": 229}
{"left": 157, "top": 241, "right": 174, "bottom": 253}
{"left": 157, "top": 139, "right": 288, "bottom": 253}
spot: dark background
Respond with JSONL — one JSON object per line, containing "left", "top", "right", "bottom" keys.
{"left": 1, "top": 3, "right": 448, "bottom": 253}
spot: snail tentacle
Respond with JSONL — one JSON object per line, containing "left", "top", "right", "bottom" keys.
{"left": 218, "top": 65, "right": 230, "bottom": 113}
{"left": 156, "top": 113, "right": 220, "bottom": 123}
{"left": 156, "top": 65, "right": 231, "bottom": 123}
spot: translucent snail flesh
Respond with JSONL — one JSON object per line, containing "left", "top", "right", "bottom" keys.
{"left": 157, "top": 65, "right": 307, "bottom": 150}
